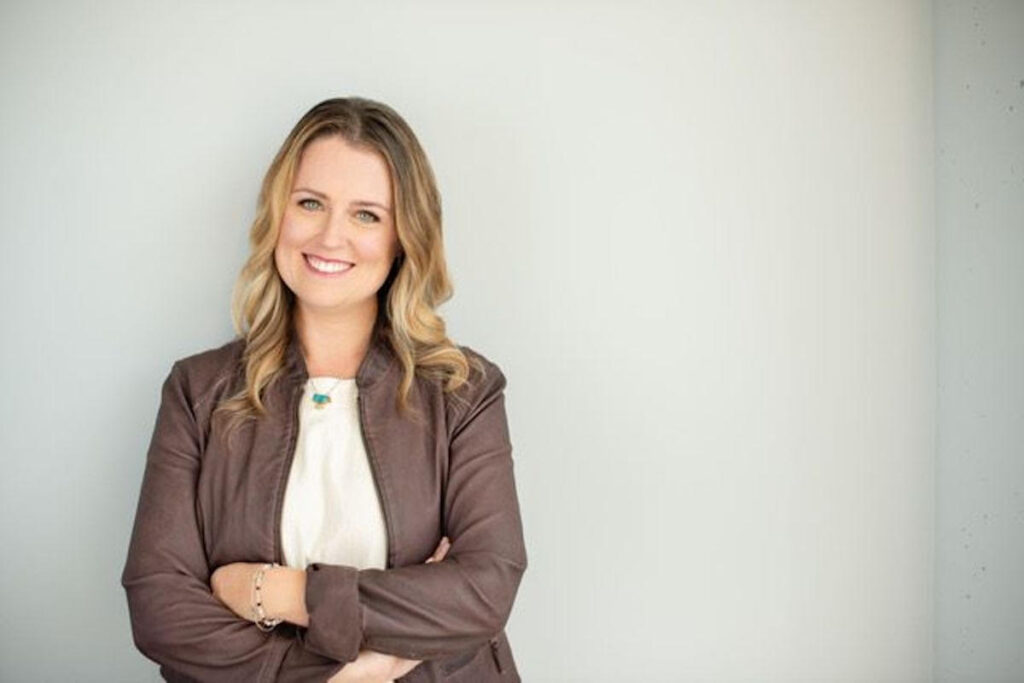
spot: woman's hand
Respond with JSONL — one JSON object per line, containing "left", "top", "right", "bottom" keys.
{"left": 210, "top": 562, "right": 307, "bottom": 626}
{"left": 328, "top": 536, "right": 451, "bottom": 682}
{"left": 326, "top": 649, "right": 399, "bottom": 683}
{"left": 424, "top": 535, "right": 452, "bottom": 565}
{"left": 210, "top": 561, "right": 306, "bottom": 626}
{"left": 209, "top": 562, "right": 264, "bottom": 623}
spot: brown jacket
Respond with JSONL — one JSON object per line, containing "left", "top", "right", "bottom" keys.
{"left": 120, "top": 323, "right": 528, "bottom": 682}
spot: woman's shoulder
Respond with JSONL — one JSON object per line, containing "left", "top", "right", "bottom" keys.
{"left": 454, "top": 343, "right": 505, "bottom": 383}
{"left": 441, "top": 343, "right": 509, "bottom": 424}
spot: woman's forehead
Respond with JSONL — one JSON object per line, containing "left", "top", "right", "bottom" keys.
{"left": 294, "top": 136, "right": 392, "bottom": 198}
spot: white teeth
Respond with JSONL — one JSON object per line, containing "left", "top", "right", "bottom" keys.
{"left": 306, "top": 255, "right": 352, "bottom": 273}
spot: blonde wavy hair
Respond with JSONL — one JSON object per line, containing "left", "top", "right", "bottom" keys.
{"left": 213, "top": 96, "right": 482, "bottom": 438}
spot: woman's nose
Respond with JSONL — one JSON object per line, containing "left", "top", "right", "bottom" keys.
{"left": 318, "top": 210, "right": 353, "bottom": 247}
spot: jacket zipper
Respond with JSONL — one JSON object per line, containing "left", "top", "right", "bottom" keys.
{"left": 489, "top": 637, "right": 504, "bottom": 673}
{"left": 357, "top": 391, "right": 395, "bottom": 569}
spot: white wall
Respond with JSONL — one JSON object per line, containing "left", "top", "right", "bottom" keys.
{"left": 0, "top": 2, "right": 937, "bottom": 680}
{"left": 935, "top": 1, "right": 1024, "bottom": 680}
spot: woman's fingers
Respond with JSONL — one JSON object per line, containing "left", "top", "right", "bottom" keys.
{"left": 424, "top": 536, "right": 451, "bottom": 563}
{"left": 390, "top": 656, "right": 424, "bottom": 679}
{"left": 436, "top": 535, "right": 451, "bottom": 560}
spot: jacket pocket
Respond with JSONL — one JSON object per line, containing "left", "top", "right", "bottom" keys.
{"left": 488, "top": 631, "right": 520, "bottom": 679}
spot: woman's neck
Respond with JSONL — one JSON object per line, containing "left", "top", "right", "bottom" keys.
{"left": 293, "top": 302, "right": 379, "bottom": 379}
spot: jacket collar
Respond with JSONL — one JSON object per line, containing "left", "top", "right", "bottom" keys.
{"left": 283, "top": 318, "right": 395, "bottom": 390}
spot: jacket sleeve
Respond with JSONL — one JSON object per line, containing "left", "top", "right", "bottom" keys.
{"left": 121, "top": 361, "right": 355, "bottom": 683}
{"left": 299, "top": 357, "right": 528, "bottom": 662}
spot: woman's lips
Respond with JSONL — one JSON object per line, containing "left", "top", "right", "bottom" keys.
{"left": 304, "top": 253, "right": 354, "bottom": 276}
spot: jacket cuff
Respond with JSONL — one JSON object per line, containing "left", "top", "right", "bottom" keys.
{"left": 300, "top": 563, "right": 364, "bottom": 663}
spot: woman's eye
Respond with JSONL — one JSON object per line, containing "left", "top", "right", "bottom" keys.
{"left": 356, "top": 209, "right": 380, "bottom": 223}
{"left": 298, "top": 198, "right": 321, "bottom": 211}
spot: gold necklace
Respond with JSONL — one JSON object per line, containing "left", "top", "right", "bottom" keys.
{"left": 309, "top": 377, "right": 344, "bottom": 410}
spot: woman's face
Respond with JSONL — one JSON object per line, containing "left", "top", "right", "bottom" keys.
{"left": 275, "top": 134, "right": 400, "bottom": 323}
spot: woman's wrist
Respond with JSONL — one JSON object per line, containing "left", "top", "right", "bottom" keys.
{"left": 263, "top": 565, "right": 309, "bottom": 627}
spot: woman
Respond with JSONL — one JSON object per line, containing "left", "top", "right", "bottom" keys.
{"left": 121, "top": 97, "right": 528, "bottom": 682}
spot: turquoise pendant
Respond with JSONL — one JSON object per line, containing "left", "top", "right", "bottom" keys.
{"left": 312, "top": 393, "right": 331, "bottom": 409}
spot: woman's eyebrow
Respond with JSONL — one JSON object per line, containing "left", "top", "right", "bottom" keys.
{"left": 293, "top": 186, "right": 392, "bottom": 214}
{"left": 352, "top": 200, "right": 392, "bottom": 214}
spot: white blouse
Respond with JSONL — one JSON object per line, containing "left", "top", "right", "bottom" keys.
{"left": 280, "top": 376, "right": 392, "bottom": 677}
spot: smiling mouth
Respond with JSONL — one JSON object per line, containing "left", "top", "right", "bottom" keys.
{"left": 304, "top": 253, "right": 354, "bottom": 274}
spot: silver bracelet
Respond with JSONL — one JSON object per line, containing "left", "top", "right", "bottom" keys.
{"left": 251, "top": 562, "right": 284, "bottom": 632}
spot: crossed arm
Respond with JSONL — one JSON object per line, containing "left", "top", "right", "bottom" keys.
{"left": 207, "top": 538, "right": 452, "bottom": 682}
{"left": 121, "top": 359, "right": 526, "bottom": 682}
